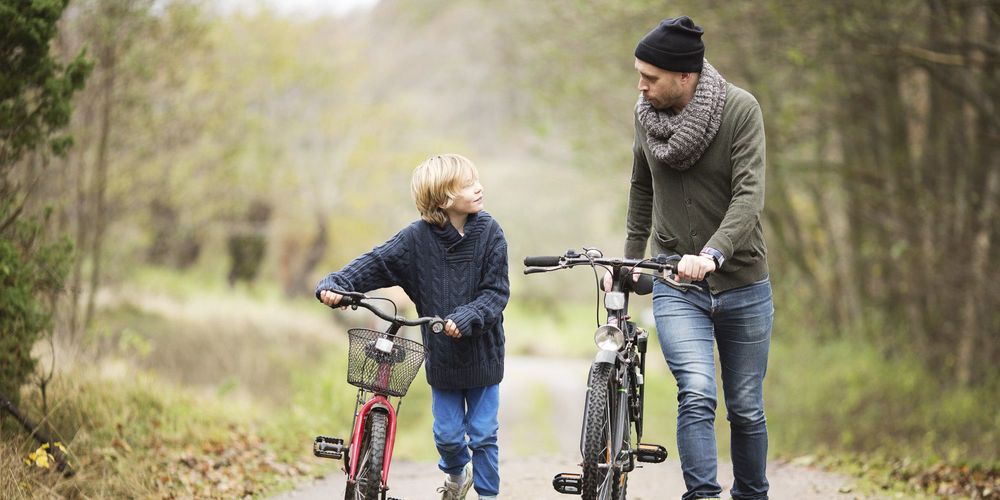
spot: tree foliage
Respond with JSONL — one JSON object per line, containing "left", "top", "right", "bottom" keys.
{"left": 0, "top": 0, "right": 89, "bottom": 402}
{"left": 0, "top": 0, "right": 90, "bottom": 170}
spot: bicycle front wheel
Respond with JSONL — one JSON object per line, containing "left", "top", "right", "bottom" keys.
{"left": 345, "top": 411, "right": 388, "bottom": 500}
{"left": 581, "top": 362, "right": 624, "bottom": 500}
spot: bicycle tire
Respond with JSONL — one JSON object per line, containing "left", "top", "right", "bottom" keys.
{"left": 345, "top": 411, "right": 388, "bottom": 500}
{"left": 581, "top": 362, "right": 623, "bottom": 500}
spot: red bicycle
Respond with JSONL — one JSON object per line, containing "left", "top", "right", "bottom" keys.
{"left": 313, "top": 289, "right": 444, "bottom": 500}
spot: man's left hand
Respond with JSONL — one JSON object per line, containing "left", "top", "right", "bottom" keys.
{"left": 673, "top": 254, "right": 716, "bottom": 282}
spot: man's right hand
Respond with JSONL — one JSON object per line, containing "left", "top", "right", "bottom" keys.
{"left": 674, "top": 254, "right": 716, "bottom": 282}
{"left": 319, "top": 289, "right": 347, "bottom": 309}
{"left": 602, "top": 270, "right": 641, "bottom": 292}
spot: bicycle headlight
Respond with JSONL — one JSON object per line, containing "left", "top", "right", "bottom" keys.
{"left": 375, "top": 337, "right": 395, "bottom": 354}
{"left": 594, "top": 324, "right": 625, "bottom": 351}
{"left": 604, "top": 291, "right": 625, "bottom": 310}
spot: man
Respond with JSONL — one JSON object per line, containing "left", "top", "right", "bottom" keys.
{"left": 614, "top": 15, "right": 773, "bottom": 500}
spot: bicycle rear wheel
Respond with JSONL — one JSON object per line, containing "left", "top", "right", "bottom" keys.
{"left": 345, "top": 411, "right": 388, "bottom": 500}
{"left": 581, "top": 362, "right": 624, "bottom": 500}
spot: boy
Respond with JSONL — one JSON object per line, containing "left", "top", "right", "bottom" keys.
{"left": 316, "top": 154, "right": 508, "bottom": 500}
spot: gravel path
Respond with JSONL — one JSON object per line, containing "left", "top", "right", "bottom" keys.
{"left": 274, "top": 356, "right": 874, "bottom": 500}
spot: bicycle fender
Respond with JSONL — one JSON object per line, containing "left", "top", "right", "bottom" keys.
{"left": 593, "top": 349, "right": 617, "bottom": 365}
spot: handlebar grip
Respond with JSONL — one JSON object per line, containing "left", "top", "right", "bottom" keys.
{"left": 523, "top": 255, "right": 562, "bottom": 267}
{"left": 322, "top": 289, "right": 364, "bottom": 308}
{"left": 334, "top": 295, "right": 357, "bottom": 308}
{"left": 428, "top": 318, "right": 445, "bottom": 334}
{"left": 629, "top": 274, "right": 655, "bottom": 295}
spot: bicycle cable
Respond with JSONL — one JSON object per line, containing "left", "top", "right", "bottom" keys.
{"left": 367, "top": 295, "right": 398, "bottom": 318}
{"left": 584, "top": 251, "right": 614, "bottom": 328}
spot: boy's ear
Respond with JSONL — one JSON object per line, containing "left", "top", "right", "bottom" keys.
{"left": 438, "top": 197, "right": 454, "bottom": 210}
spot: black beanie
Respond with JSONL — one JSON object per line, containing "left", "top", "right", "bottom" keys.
{"left": 635, "top": 16, "right": 705, "bottom": 73}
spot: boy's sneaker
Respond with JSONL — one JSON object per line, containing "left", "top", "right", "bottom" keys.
{"left": 437, "top": 462, "right": 473, "bottom": 500}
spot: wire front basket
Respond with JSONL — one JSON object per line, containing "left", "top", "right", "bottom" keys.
{"left": 346, "top": 328, "right": 426, "bottom": 397}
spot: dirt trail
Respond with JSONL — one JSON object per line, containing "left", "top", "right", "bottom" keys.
{"left": 273, "top": 356, "right": 876, "bottom": 500}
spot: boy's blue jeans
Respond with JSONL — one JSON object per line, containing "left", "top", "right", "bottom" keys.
{"left": 431, "top": 384, "right": 500, "bottom": 497}
{"left": 652, "top": 277, "right": 773, "bottom": 500}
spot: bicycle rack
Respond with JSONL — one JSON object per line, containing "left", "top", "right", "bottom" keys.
{"left": 313, "top": 435, "right": 345, "bottom": 460}
{"left": 635, "top": 443, "right": 668, "bottom": 463}
{"left": 552, "top": 472, "right": 583, "bottom": 495}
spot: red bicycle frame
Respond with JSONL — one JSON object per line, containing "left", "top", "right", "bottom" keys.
{"left": 347, "top": 357, "right": 399, "bottom": 490}
{"left": 346, "top": 395, "right": 398, "bottom": 489}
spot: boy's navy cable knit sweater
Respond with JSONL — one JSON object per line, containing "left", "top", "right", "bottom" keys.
{"left": 315, "top": 211, "right": 509, "bottom": 389}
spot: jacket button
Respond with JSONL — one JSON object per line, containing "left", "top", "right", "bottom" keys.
{"left": 690, "top": 230, "right": 697, "bottom": 237}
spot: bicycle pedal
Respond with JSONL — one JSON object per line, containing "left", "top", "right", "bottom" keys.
{"left": 552, "top": 472, "right": 583, "bottom": 495}
{"left": 635, "top": 442, "right": 668, "bottom": 463}
{"left": 313, "top": 435, "right": 345, "bottom": 460}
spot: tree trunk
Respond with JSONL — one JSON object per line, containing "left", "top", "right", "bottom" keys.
{"left": 68, "top": 97, "right": 93, "bottom": 340}
{"left": 956, "top": 1, "right": 999, "bottom": 385}
{"left": 285, "top": 214, "right": 328, "bottom": 298}
{"left": 84, "top": 45, "right": 116, "bottom": 330}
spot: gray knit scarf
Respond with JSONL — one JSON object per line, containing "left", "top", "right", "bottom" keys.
{"left": 636, "top": 59, "right": 727, "bottom": 171}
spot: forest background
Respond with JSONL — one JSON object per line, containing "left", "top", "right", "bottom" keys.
{"left": 1, "top": 0, "right": 997, "bottom": 497}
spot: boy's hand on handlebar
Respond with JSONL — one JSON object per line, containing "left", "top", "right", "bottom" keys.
{"left": 672, "top": 254, "right": 716, "bottom": 282}
{"left": 443, "top": 319, "right": 462, "bottom": 338}
{"left": 319, "top": 290, "right": 348, "bottom": 309}
{"left": 601, "top": 269, "right": 641, "bottom": 292}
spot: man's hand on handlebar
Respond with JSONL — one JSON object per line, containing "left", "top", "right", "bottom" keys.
{"left": 319, "top": 289, "right": 348, "bottom": 309}
{"left": 443, "top": 319, "right": 463, "bottom": 338}
{"left": 674, "top": 254, "right": 716, "bottom": 282}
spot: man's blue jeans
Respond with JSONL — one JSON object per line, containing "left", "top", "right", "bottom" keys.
{"left": 652, "top": 276, "right": 773, "bottom": 500}
{"left": 431, "top": 384, "right": 500, "bottom": 497}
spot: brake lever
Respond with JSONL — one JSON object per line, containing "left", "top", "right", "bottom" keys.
{"left": 523, "top": 266, "right": 562, "bottom": 275}
{"left": 657, "top": 274, "right": 703, "bottom": 293}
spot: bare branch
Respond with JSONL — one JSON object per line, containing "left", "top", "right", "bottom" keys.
{"left": 0, "top": 394, "right": 74, "bottom": 477}
{"left": 899, "top": 44, "right": 966, "bottom": 66}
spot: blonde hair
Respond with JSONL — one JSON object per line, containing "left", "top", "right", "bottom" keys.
{"left": 411, "top": 154, "right": 479, "bottom": 227}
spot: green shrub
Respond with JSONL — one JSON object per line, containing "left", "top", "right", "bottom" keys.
{"left": 0, "top": 206, "right": 72, "bottom": 405}
{"left": 766, "top": 334, "right": 999, "bottom": 463}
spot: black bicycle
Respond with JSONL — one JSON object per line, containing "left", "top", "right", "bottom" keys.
{"left": 524, "top": 248, "right": 700, "bottom": 500}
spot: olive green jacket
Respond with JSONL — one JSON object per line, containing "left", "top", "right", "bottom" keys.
{"left": 625, "top": 82, "right": 768, "bottom": 294}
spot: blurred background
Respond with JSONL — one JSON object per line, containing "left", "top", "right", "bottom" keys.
{"left": 1, "top": 0, "right": 997, "bottom": 497}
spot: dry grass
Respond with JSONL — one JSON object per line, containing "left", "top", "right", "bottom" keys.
{"left": 0, "top": 277, "right": 349, "bottom": 498}
{"left": 1, "top": 365, "right": 322, "bottom": 499}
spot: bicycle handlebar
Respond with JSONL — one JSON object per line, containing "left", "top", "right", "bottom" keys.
{"left": 323, "top": 289, "right": 445, "bottom": 334}
{"left": 522, "top": 249, "right": 703, "bottom": 293}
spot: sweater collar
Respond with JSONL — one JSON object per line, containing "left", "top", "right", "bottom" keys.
{"left": 429, "top": 211, "right": 488, "bottom": 250}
